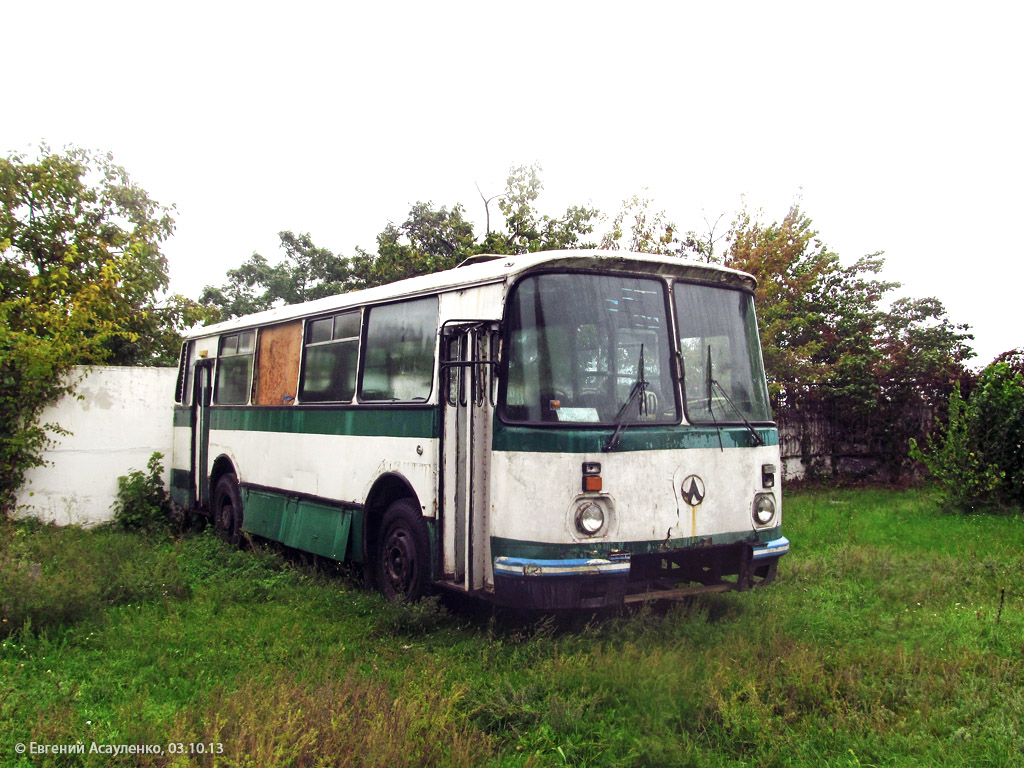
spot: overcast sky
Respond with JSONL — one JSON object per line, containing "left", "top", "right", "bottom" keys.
{"left": 4, "top": 1, "right": 1021, "bottom": 366}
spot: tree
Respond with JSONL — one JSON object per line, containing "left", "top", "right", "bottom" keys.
{"left": 1, "top": 144, "right": 191, "bottom": 514}
{"left": 200, "top": 231, "right": 353, "bottom": 319}
{"left": 722, "top": 204, "right": 973, "bottom": 478}
{"left": 723, "top": 205, "right": 853, "bottom": 404}
{"left": 870, "top": 296, "right": 974, "bottom": 475}
{"left": 478, "top": 163, "right": 599, "bottom": 255}
{"left": 353, "top": 202, "right": 478, "bottom": 289}
{"left": 203, "top": 164, "right": 601, "bottom": 314}
{"left": 599, "top": 192, "right": 680, "bottom": 255}
{"left": 0, "top": 252, "right": 117, "bottom": 513}
{"left": 0, "top": 144, "right": 187, "bottom": 365}
{"left": 990, "top": 347, "right": 1024, "bottom": 377}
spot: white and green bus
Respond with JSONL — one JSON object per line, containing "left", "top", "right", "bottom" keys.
{"left": 171, "top": 250, "right": 788, "bottom": 609}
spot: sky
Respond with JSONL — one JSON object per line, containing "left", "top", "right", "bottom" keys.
{"left": 4, "top": 1, "right": 1021, "bottom": 366}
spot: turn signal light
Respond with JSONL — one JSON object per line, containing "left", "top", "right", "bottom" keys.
{"left": 582, "top": 462, "right": 602, "bottom": 493}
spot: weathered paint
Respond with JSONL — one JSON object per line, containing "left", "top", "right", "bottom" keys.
{"left": 207, "top": 430, "right": 439, "bottom": 517}
{"left": 242, "top": 486, "right": 362, "bottom": 561}
{"left": 167, "top": 251, "right": 786, "bottom": 606}
{"left": 170, "top": 468, "right": 190, "bottom": 507}
{"left": 488, "top": 442, "right": 781, "bottom": 555}
{"left": 18, "top": 366, "right": 177, "bottom": 526}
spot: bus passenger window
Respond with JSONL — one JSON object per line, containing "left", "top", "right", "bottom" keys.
{"left": 299, "top": 311, "right": 360, "bottom": 403}
{"left": 215, "top": 330, "right": 255, "bottom": 405}
{"left": 360, "top": 297, "right": 438, "bottom": 402}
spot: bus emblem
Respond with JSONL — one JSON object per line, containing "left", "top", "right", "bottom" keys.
{"left": 681, "top": 475, "right": 705, "bottom": 506}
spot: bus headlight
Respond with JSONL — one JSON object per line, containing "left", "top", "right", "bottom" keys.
{"left": 575, "top": 501, "right": 605, "bottom": 535}
{"left": 753, "top": 493, "right": 776, "bottom": 526}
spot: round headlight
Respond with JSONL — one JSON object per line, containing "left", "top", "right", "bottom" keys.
{"left": 753, "top": 493, "right": 777, "bottom": 526}
{"left": 575, "top": 501, "right": 605, "bottom": 535}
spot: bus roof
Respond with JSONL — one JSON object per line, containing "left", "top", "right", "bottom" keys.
{"left": 186, "top": 249, "right": 757, "bottom": 339}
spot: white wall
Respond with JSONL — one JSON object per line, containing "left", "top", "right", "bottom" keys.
{"left": 16, "top": 366, "right": 178, "bottom": 526}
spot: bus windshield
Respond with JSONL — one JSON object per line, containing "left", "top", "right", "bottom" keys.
{"left": 674, "top": 283, "right": 771, "bottom": 424}
{"left": 503, "top": 273, "right": 678, "bottom": 425}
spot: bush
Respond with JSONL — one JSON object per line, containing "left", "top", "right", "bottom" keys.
{"left": 111, "top": 452, "right": 173, "bottom": 533}
{"left": 911, "top": 362, "right": 1024, "bottom": 510}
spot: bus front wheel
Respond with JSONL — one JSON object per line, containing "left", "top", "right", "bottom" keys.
{"left": 377, "top": 499, "right": 430, "bottom": 602}
{"left": 213, "top": 473, "right": 244, "bottom": 547}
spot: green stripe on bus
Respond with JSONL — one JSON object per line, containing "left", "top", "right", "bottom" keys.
{"left": 492, "top": 420, "right": 778, "bottom": 453}
{"left": 491, "top": 526, "right": 782, "bottom": 560}
{"left": 208, "top": 406, "right": 440, "bottom": 439}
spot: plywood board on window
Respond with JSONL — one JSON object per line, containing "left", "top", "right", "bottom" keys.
{"left": 255, "top": 321, "right": 302, "bottom": 406}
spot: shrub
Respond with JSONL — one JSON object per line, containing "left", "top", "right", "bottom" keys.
{"left": 111, "top": 452, "right": 173, "bottom": 533}
{"left": 912, "top": 362, "right": 1024, "bottom": 510}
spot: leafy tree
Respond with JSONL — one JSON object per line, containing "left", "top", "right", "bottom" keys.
{"left": 721, "top": 204, "right": 973, "bottom": 478}
{"left": 1, "top": 144, "right": 194, "bottom": 514}
{"left": 0, "top": 256, "right": 119, "bottom": 513}
{"left": 990, "top": 347, "right": 1024, "bottom": 377}
{"left": 599, "top": 193, "right": 729, "bottom": 264}
{"left": 479, "top": 163, "right": 599, "bottom": 255}
{"left": 200, "top": 231, "right": 353, "bottom": 319}
{"left": 0, "top": 144, "right": 189, "bottom": 365}
{"left": 599, "top": 192, "right": 680, "bottom": 255}
{"left": 723, "top": 206, "right": 852, "bottom": 404}
{"left": 872, "top": 296, "right": 974, "bottom": 472}
{"left": 203, "top": 164, "right": 600, "bottom": 316}
{"left": 351, "top": 202, "right": 478, "bottom": 289}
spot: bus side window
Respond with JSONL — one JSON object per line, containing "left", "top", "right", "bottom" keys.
{"left": 215, "top": 330, "right": 256, "bottom": 405}
{"left": 256, "top": 321, "right": 303, "bottom": 405}
{"left": 360, "top": 297, "right": 438, "bottom": 402}
{"left": 299, "top": 311, "right": 360, "bottom": 403}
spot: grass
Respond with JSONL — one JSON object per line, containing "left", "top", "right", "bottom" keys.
{"left": 1, "top": 487, "right": 1022, "bottom": 766}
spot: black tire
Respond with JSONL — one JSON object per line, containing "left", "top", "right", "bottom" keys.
{"left": 212, "top": 472, "right": 244, "bottom": 547}
{"left": 376, "top": 498, "right": 431, "bottom": 602}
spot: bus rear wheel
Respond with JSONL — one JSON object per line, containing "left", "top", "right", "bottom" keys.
{"left": 213, "top": 473, "right": 244, "bottom": 547}
{"left": 377, "top": 499, "right": 430, "bottom": 602}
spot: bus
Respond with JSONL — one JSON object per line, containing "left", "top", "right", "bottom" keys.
{"left": 170, "top": 249, "right": 788, "bottom": 609}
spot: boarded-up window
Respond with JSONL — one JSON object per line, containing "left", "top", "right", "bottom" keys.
{"left": 255, "top": 321, "right": 302, "bottom": 406}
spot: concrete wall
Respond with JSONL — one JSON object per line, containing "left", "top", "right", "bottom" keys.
{"left": 16, "top": 366, "right": 178, "bottom": 526}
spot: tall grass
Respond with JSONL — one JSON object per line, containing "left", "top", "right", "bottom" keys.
{"left": 2, "top": 488, "right": 1022, "bottom": 766}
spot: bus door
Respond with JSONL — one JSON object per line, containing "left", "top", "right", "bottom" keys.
{"left": 192, "top": 359, "right": 214, "bottom": 509}
{"left": 441, "top": 321, "right": 498, "bottom": 592}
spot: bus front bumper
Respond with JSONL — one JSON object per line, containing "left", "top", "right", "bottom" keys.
{"left": 492, "top": 537, "right": 789, "bottom": 610}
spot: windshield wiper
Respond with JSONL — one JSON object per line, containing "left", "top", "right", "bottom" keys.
{"left": 705, "top": 344, "right": 764, "bottom": 447}
{"left": 602, "top": 344, "right": 648, "bottom": 452}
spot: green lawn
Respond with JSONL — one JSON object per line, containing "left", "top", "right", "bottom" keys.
{"left": 2, "top": 487, "right": 1022, "bottom": 767}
